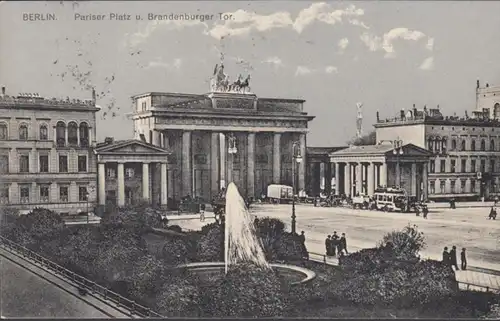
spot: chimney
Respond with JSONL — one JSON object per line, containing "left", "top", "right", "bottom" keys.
{"left": 486, "top": 83, "right": 490, "bottom": 88}
{"left": 92, "top": 87, "right": 96, "bottom": 104}
{"left": 400, "top": 109, "right": 405, "bottom": 119}
{"left": 1, "top": 86, "right": 5, "bottom": 96}
{"left": 477, "top": 79, "right": 480, "bottom": 89}
{"left": 376, "top": 111, "right": 380, "bottom": 122}
{"left": 104, "top": 137, "right": 114, "bottom": 145}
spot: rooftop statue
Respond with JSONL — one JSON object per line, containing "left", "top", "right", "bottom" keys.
{"left": 210, "top": 55, "right": 252, "bottom": 94}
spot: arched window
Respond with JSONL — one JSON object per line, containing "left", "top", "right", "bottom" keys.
{"left": 39, "top": 124, "right": 48, "bottom": 140}
{"left": 427, "top": 138, "right": 434, "bottom": 151}
{"left": 19, "top": 124, "right": 28, "bottom": 140}
{"left": 461, "top": 140, "right": 466, "bottom": 151}
{"left": 0, "top": 123, "right": 7, "bottom": 140}
{"left": 481, "top": 139, "right": 486, "bottom": 151}
{"left": 491, "top": 139, "right": 496, "bottom": 151}
{"left": 79, "top": 122, "right": 89, "bottom": 147}
{"left": 68, "top": 121, "right": 78, "bottom": 146}
{"left": 451, "top": 139, "right": 457, "bottom": 150}
{"left": 56, "top": 121, "right": 66, "bottom": 147}
{"left": 471, "top": 140, "right": 476, "bottom": 151}
{"left": 441, "top": 138, "right": 448, "bottom": 153}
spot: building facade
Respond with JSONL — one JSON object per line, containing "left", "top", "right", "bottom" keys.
{"left": 375, "top": 104, "right": 500, "bottom": 201}
{"left": 130, "top": 89, "right": 314, "bottom": 202}
{"left": 476, "top": 80, "right": 500, "bottom": 119}
{"left": 0, "top": 87, "right": 99, "bottom": 214}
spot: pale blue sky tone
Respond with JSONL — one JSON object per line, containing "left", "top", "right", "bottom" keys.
{"left": 1, "top": 1, "right": 499, "bottom": 146}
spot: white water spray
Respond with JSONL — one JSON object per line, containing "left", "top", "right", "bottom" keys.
{"left": 224, "top": 183, "right": 271, "bottom": 274}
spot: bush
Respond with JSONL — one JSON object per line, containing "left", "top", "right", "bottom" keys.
{"left": 126, "top": 254, "right": 165, "bottom": 301}
{"left": 155, "top": 272, "right": 202, "bottom": 317}
{"left": 381, "top": 224, "right": 426, "bottom": 260}
{"left": 196, "top": 226, "right": 222, "bottom": 262}
{"left": 255, "top": 218, "right": 304, "bottom": 263}
{"left": 102, "top": 204, "right": 167, "bottom": 233}
{"left": 159, "top": 238, "right": 190, "bottom": 265}
{"left": 204, "top": 262, "right": 288, "bottom": 317}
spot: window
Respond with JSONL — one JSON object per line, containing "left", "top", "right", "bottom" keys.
{"left": 20, "top": 185, "right": 30, "bottom": 203}
{"left": 491, "top": 139, "right": 496, "bottom": 151}
{"left": 0, "top": 155, "right": 8, "bottom": 173}
{"left": 0, "top": 186, "right": 9, "bottom": 204}
{"left": 68, "top": 121, "right": 78, "bottom": 146}
{"left": 451, "top": 139, "right": 457, "bottom": 150}
{"left": 39, "top": 184, "right": 49, "bottom": 202}
{"left": 125, "top": 168, "right": 135, "bottom": 178}
{"left": 19, "top": 155, "right": 29, "bottom": 173}
{"left": 480, "top": 159, "right": 486, "bottom": 172}
{"left": 106, "top": 168, "right": 116, "bottom": 178}
{"left": 440, "top": 160, "right": 446, "bottom": 173}
{"left": 59, "top": 155, "right": 68, "bottom": 172}
{"left": 0, "top": 123, "right": 7, "bottom": 140}
{"left": 59, "top": 186, "right": 69, "bottom": 202}
{"left": 39, "top": 124, "right": 48, "bottom": 140}
{"left": 56, "top": 121, "right": 66, "bottom": 147}
{"left": 461, "top": 180, "right": 466, "bottom": 193}
{"left": 471, "top": 179, "right": 476, "bottom": 193}
{"left": 39, "top": 155, "right": 49, "bottom": 172}
{"left": 79, "top": 122, "right": 89, "bottom": 147}
{"left": 481, "top": 139, "right": 486, "bottom": 151}
{"left": 78, "top": 156, "right": 87, "bottom": 172}
{"left": 461, "top": 140, "right": 466, "bottom": 151}
{"left": 451, "top": 180, "right": 456, "bottom": 194}
{"left": 428, "top": 139, "right": 434, "bottom": 151}
{"left": 79, "top": 186, "right": 88, "bottom": 201}
{"left": 429, "top": 160, "right": 435, "bottom": 173}
{"left": 442, "top": 139, "right": 447, "bottom": 153}
{"left": 491, "top": 159, "right": 496, "bottom": 173}
{"left": 471, "top": 140, "right": 476, "bottom": 151}
{"left": 461, "top": 159, "right": 467, "bottom": 173}
{"left": 19, "top": 124, "right": 28, "bottom": 140}
{"left": 429, "top": 181, "right": 435, "bottom": 194}
{"left": 440, "top": 181, "right": 446, "bottom": 194}
{"left": 450, "top": 159, "right": 456, "bottom": 173}
{"left": 471, "top": 159, "right": 476, "bottom": 173}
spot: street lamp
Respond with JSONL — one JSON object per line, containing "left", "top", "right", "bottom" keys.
{"left": 227, "top": 134, "right": 237, "bottom": 186}
{"left": 393, "top": 146, "right": 404, "bottom": 188}
{"left": 291, "top": 141, "right": 302, "bottom": 235}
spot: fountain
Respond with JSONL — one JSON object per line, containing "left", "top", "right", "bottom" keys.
{"left": 178, "top": 183, "right": 316, "bottom": 285}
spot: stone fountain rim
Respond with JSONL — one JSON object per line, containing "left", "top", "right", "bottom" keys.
{"left": 176, "top": 261, "right": 317, "bottom": 285}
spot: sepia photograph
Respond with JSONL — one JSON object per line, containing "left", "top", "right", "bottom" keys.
{"left": 0, "top": 0, "right": 500, "bottom": 318}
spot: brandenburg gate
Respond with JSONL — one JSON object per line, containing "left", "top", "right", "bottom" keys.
{"left": 130, "top": 64, "right": 315, "bottom": 202}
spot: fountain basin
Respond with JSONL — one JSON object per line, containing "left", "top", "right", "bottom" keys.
{"left": 177, "top": 262, "right": 316, "bottom": 286}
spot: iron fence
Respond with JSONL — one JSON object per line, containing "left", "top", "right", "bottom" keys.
{"left": 0, "top": 235, "right": 164, "bottom": 318}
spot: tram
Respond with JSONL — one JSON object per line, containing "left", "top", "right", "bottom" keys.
{"left": 373, "top": 187, "right": 410, "bottom": 212}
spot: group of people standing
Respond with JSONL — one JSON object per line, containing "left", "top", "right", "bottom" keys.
{"left": 325, "top": 232, "right": 348, "bottom": 257}
{"left": 442, "top": 246, "right": 467, "bottom": 270}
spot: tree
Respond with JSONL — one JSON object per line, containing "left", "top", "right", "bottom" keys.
{"left": 348, "top": 130, "right": 376, "bottom": 146}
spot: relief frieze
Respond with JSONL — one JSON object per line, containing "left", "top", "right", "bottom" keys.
{"left": 156, "top": 117, "right": 307, "bottom": 129}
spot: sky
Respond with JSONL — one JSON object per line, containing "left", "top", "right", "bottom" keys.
{"left": 1, "top": 1, "right": 499, "bottom": 146}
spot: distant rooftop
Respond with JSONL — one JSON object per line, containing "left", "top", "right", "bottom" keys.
{"left": 375, "top": 104, "right": 500, "bottom": 127}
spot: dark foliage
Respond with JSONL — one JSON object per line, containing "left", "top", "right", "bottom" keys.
{"left": 255, "top": 217, "right": 304, "bottom": 262}
{"left": 101, "top": 203, "right": 167, "bottom": 233}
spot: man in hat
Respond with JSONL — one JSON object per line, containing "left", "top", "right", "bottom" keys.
{"left": 340, "top": 233, "right": 348, "bottom": 255}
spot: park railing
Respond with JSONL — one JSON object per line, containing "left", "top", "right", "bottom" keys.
{"left": 0, "top": 235, "right": 164, "bottom": 318}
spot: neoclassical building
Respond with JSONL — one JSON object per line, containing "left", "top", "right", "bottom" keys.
{"left": 0, "top": 86, "right": 98, "bottom": 214}
{"left": 130, "top": 87, "right": 314, "bottom": 202}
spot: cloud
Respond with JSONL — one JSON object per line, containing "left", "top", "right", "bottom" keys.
{"left": 360, "top": 27, "right": 433, "bottom": 57}
{"left": 295, "top": 66, "right": 313, "bottom": 76}
{"left": 262, "top": 56, "right": 283, "bottom": 67}
{"left": 338, "top": 37, "right": 349, "bottom": 50}
{"left": 325, "top": 66, "right": 338, "bottom": 74}
{"left": 146, "top": 58, "right": 182, "bottom": 70}
{"left": 207, "top": 3, "right": 368, "bottom": 39}
{"left": 419, "top": 57, "right": 434, "bottom": 71}
{"left": 126, "top": 20, "right": 208, "bottom": 47}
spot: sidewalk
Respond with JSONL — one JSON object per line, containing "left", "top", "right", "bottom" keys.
{"left": 427, "top": 201, "right": 496, "bottom": 209}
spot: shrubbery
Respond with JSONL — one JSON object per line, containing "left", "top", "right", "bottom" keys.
{"left": 381, "top": 223, "right": 426, "bottom": 260}
{"left": 255, "top": 217, "right": 304, "bottom": 262}
{"left": 101, "top": 203, "right": 167, "bottom": 233}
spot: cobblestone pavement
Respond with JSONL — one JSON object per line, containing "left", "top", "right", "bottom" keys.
{"left": 168, "top": 203, "right": 500, "bottom": 293}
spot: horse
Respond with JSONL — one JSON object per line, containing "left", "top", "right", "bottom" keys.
{"left": 239, "top": 75, "right": 251, "bottom": 93}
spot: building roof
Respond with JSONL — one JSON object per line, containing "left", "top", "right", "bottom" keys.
{"left": 330, "top": 144, "right": 395, "bottom": 156}
{"left": 95, "top": 139, "right": 171, "bottom": 154}
{"left": 307, "top": 146, "right": 348, "bottom": 155}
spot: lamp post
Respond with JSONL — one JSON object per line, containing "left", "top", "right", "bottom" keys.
{"left": 227, "top": 134, "right": 237, "bottom": 186}
{"left": 392, "top": 140, "right": 404, "bottom": 187}
{"left": 86, "top": 186, "right": 95, "bottom": 224}
{"left": 291, "top": 141, "right": 303, "bottom": 235}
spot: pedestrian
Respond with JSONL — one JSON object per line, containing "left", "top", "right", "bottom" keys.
{"left": 325, "top": 235, "right": 332, "bottom": 256}
{"left": 461, "top": 248, "right": 467, "bottom": 270}
{"left": 254, "top": 217, "right": 259, "bottom": 227}
{"left": 489, "top": 206, "right": 497, "bottom": 220}
{"left": 415, "top": 205, "right": 421, "bottom": 216}
{"left": 331, "top": 232, "right": 339, "bottom": 256}
{"left": 340, "top": 233, "right": 348, "bottom": 255}
{"left": 199, "top": 203, "right": 206, "bottom": 222}
{"left": 442, "top": 247, "right": 450, "bottom": 266}
{"left": 450, "top": 245, "right": 459, "bottom": 270}
{"left": 299, "top": 231, "right": 308, "bottom": 259}
{"left": 423, "top": 205, "right": 429, "bottom": 219}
